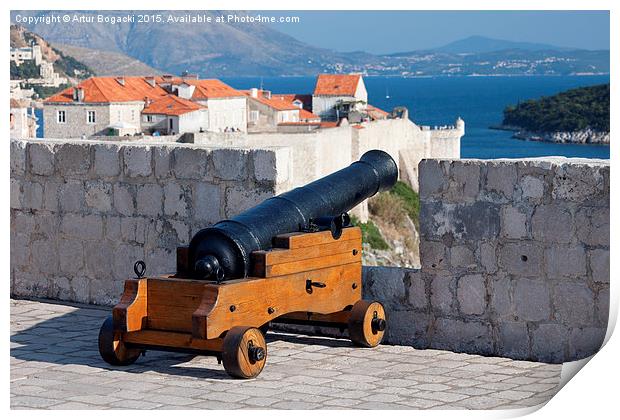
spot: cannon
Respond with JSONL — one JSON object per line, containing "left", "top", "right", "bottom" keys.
{"left": 98, "top": 150, "right": 397, "bottom": 379}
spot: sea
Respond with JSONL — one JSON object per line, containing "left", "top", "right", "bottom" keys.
{"left": 223, "top": 75, "right": 610, "bottom": 160}
{"left": 35, "top": 75, "right": 609, "bottom": 159}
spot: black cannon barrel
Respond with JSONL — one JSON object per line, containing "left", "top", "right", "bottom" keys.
{"left": 187, "top": 149, "right": 398, "bottom": 280}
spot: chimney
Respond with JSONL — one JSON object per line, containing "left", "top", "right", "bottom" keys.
{"left": 250, "top": 88, "right": 258, "bottom": 98}
{"left": 116, "top": 76, "right": 125, "bottom": 86}
{"left": 73, "top": 87, "right": 85, "bottom": 102}
{"left": 144, "top": 96, "right": 153, "bottom": 107}
{"left": 264, "top": 90, "right": 272, "bottom": 99}
{"left": 145, "top": 76, "right": 156, "bottom": 87}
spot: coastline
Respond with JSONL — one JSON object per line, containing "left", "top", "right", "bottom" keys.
{"left": 490, "top": 125, "right": 610, "bottom": 145}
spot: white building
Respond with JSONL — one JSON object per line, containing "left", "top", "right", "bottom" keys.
{"left": 10, "top": 99, "right": 38, "bottom": 138}
{"left": 312, "top": 74, "right": 368, "bottom": 121}
{"left": 142, "top": 95, "right": 208, "bottom": 135}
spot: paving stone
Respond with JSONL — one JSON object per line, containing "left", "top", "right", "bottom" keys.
{"left": 10, "top": 298, "right": 561, "bottom": 410}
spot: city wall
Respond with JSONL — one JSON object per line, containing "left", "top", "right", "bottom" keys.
{"left": 365, "top": 158, "right": 610, "bottom": 363}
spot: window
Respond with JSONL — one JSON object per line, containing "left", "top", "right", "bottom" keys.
{"left": 249, "top": 110, "right": 259, "bottom": 122}
{"left": 131, "top": 110, "right": 136, "bottom": 121}
{"left": 87, "top": 110, "right": 96, "bottom": 124}
{"left": 144, "top": 115, "right": 153, "bottom": 123}
{"left": 57, "top": 110, "right": 66, "bottom": 124}
{"left": 117, "top": 110, "right": 121, "bottom": 121}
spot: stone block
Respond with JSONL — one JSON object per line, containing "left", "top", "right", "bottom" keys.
{"left": 113, "top": 184, "right": 135, "bottom": 216}
{"left": 531, "top": 204, "right": 573, "bottom": 243}
{"left": 485, "top": 161, "right": 517, "bottom": 198}
{"left": 28, "top": 142, "right": 55, "bottom": 176}
{"left": 253, "top": 148, "right": 290, "bottom": 183}
{"left": 419, "top": 159, "right": 445, "bottom": 197}
{"left": 430, "top": 272, "right": 455, "bottom": 314}
{"left": 13, "top": 272, "right": 49, "bottom": 299}
{"left": 33, "top": 211, "right": 58, "bottom": 239}
{"left": 514, "top": 278, "right": 550, "bottom": 322}
{"left": 457, "top": 274, "right": 486, "bottom": 315}
{"left": 136, "top": 184, "right": 163, "bottom": 217}
{"left": 569, "top": 327, "right": 606, "bottom": 360}
{"left": 21, "top": 181, "right": 43, "bottom": 210}
{"left": 49, "top": 276, "right": 72, "bottom": 301}
{"left": 112, "top": 243, "right": 144, "bottom": 279}
{"left": 589, "top": 249, "right": 609, "bottom": 283}
{"left": 545, "top": 245, "right": 586, "bottom": 278}
{"left": 42, "top": 182, "right": 60, "bottom": 212}
{"left": 500, "top": 206, "right": 528, "bottom": 239}
{"left": 85, "top": 181, "right": 113, "bottom": 213}
{"left": 58, "top": 239, "right": 84, "bottom": 275}
{"left": 453, "top": 201, "right": 500, "bottom": 240}
{"left": 12, "top": 212, "right": 36, "bottom": 236}
{"left": 519, "top": 175, "right": 544, "bottom": 199}
{"left": 56, "top": 143, "right": 91, "bottom": 176}
{"left": 164, "top": 182, "right": 189, "bottom": 218}
{"left": 173, "top": 147, "right": 208, "bottom": 180}
{"left": 490, "top": 275, "right": 511, "bottom": 318}
{"left": 385, "top": 311, "right": 429, "bottom": 348}
{"left": 10, "top": 233, "right": 31, "bottom": 268}
{"left": 496, "top": 321, "right": 529, "bottom": 360}
{"left": 406, "top": 269, "right": 427, "bottom": 310}
{"left": 104, "top": 216, "right": 121, "bottom": 241}
{"left": 552, "top": 164, "right": 605, "bottom": 202}
{"left": 553, "top": 282, "right": 594, "bottom": 326}
{"left": 213, "top": 149, "right": 248, "bottom": 181}
{"left": 362, "top": 266, "right": 406, "bottom": 310}
{"left": 60, "top": 214, "right": 103, "bottom": 241}
{"left": 71, "top": 277, "right": 90, "bottom": 303}
{"left": 597, "top": 288, "right": 609, "bottom": 326}
{"left": 10, "top": 179, "right": 21, "bottom": 210}
{"left": 123, "top": 146, "right": 152, "bottom": 177}
{"left": 478, "top": 242, "right": 498, "bottom": 273}
{"left": 59, "top": 181, "right": 85, "bottom": 213}
{"left": 192, "top": 183, "right": 221, "bottom": 223}
{"left": 420, "top": 240, "right": 447, "bottom": 271}
{"left": 153, "top": 146, "right": 172, "bottom": 178}
{"left": 169, "top": 219, "right": 190, "bottom": 244}
{"left": 531, "top": 324, "right": 568, "bottom": 363}
{"left": 94, "top": 143, "right": 121, "bottom": 177}
{"left": 498, "top": 242, "right": 543, "bottom": 277}
{"left": 450, "top": 161, "right": 480, "bottom": 200}
{"left": 450, "top": 245, "right": 475, "bottom": 269}
{"left": 83, "top": 241, "right": 113, "bottom": 278}
{"left": 31, "top": 238, "right": 59, "bottom": 275}
{"left": 10, "top": 140, "right": 27, "bottom": 176}
{"left": 225, "top": 186, "right": 272, "bottom": 217}
{"left": 431, "top": 318, "right": 493, "bottom": 355}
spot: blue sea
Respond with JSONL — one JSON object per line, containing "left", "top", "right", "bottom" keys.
{"left": 223, "top": 75, "right": 610, "bottom": 160}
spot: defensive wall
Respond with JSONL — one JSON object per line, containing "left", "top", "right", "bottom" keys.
{"left": 10, "top": 135, "right": 608, "bottom": 363}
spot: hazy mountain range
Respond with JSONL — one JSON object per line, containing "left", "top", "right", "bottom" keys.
{"left": 11, "top": 11, "right": 609, "bottom": 77}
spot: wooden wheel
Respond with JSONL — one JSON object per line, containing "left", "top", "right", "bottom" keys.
{"left": 348, "top": 300, "right": 387, "bottom": 348}
{"left": 98, "top": 316, "right": 141, "bottom": 366}
{"left": 222, "top": 326, "right": 267, "bottom": 379}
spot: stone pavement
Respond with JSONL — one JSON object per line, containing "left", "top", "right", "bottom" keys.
{"left": 11, "top": 299, "right": 562, "bottom": 410}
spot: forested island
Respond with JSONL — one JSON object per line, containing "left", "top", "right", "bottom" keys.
{"left": 496, "top": 84, "right": 610, "bottom": 144}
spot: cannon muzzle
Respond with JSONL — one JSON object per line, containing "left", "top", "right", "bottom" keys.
{"left": 188, "top": 149, "right": 398, "bottom": 281}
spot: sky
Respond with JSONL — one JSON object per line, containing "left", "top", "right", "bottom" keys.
{"left": 268, "top": 11, "right": 610, "bottom": 54}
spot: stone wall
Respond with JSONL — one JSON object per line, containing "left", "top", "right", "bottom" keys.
{"left": 365, "top": 158, "right": 609, "bottom": 363}
{"left": 10, "top": 138, "right": 288, "bottom": 305}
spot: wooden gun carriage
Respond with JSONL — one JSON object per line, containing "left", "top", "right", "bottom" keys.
{"left": 98, "top": 150, "right": 395, "bottom": 379}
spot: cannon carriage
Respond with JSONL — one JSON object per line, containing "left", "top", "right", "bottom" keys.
{"left": 98, "top": 150, "right": 397, "bottom": 379}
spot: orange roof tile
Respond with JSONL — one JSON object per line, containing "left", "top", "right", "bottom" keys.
{"left": 271, "top": 94, "right": 312, "bottom": 109}
{"left": 299, "top": 108, "right": 320, "bottom": 121}
{"left": 319, "top": 121, "right": 339, "bottom": 128}
{"left": 367, "top": 104, "right": 389, "bottom": 116}
{"left": 242, "top": 90, "right": 300, "bottom": 111}
{"left": 313, "top": 74, "right": 361, "bottom": 96}
{"left": 185, "top": 79, "right": 245, "bottom": 99}
{"left": 142, "top": 95, "right": 205, "bottom": 116}
{"left": 44, "top": 77, "right": 168, "bottom": 104}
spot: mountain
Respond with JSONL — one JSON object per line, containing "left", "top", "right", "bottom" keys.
{"left": 11, "top": 11, "right": 610, "bottom": 78}
{"left": 54, "top": 44, "right": 162, "bottom": 76}
{"left": 434, "top": 35, "right": 570, "bottom": 54}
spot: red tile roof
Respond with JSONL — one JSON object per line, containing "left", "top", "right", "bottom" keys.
{"left": 142, "top": 95, "right": 205, "bottom": 116}
{"left": 367, "top": 104, "right": 389, "bottom": 117}
{"left": 299, "top": 108, "right": 320, "bottom": 122}
{"left": 271, "top": 94, "right": 312, "bottom": 110}
{"left": 242, "top": 90, "right": 299, "bottom": 111}
{"left": 184, "top": 79, "right": 245, "bottom": 99}
{"left": 44, "top": 77, "right": 168, "bottom": 103}
{"left": 313, "top": 74, "right": 361, "bottom": 96}
{"left": 319, "top": 121, "right": 339, "bottom": 128}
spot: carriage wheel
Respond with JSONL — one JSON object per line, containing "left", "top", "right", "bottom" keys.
{"left": 98, "top": 316, "right": 141, "bottom": 366}
{"left": 222, "top": 326, "right": 267, "bottom": 379}
{"left": 348, "top": 300, "right": 387, "bottom": 348}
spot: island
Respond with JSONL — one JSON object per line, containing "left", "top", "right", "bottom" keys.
{"left": 495, "top": 83, "right": 610, "bottom": 144}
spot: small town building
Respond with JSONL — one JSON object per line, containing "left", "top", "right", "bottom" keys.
{"left": 10, "top": 99, "right": 38, "bottom": 138}
{"left": 312, "top": 74, "right": 368, "bottom": 121}
{"left": 142, "top": 95, "right": 208, "bottom": 135}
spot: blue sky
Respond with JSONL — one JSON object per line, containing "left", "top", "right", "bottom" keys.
{"left": 269, "top": 11, "right": 610, "bottom": 54}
